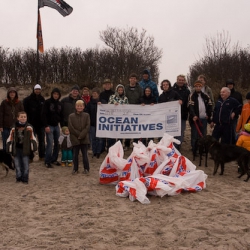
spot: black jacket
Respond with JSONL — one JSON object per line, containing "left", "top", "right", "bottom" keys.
{"left": 189, "top": 91, "right": 212, "bottom": 124}
{"left": 23, "top": 93, "right": 45, "bottom": 128}
{"left": 158, "top": 89, "right": 181, "bottom": 103}
{"left": 173, "top": 83, "right": 190, "bottom": 120}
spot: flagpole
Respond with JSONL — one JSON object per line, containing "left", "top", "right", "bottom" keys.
{"left": 36, "top": 1, "right": 40, "bottom": 85}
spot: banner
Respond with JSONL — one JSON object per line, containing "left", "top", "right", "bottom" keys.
{"left": 96, "top": 101, "right": 181, "bottom": 138}
{"left": 37, "top": 10, "right": 44, "bottom": 53}
{"left": 38, "top": 0, "right": 73, "bottom": 17}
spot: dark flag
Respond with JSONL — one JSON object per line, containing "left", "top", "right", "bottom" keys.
{"left": 37, "top": 10, "right": 44, "bottom": 53}
{"left": 38, "top": 0, "right": 73, "bottom": 17}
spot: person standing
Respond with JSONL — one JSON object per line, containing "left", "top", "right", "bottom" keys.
{"left": 173, "top": 74, "right": 190, "bottom": 148}
{"left": 7, "top": 111, "right": 37, "bottom": 184}
{"left": 61, "top": 85, "right": 82, "bottom": 127}
{"left": 139, "top": 69, "right": 159, "bottom": 101}
{"left": 81, "top": 87, "right": 91, "bottom": 105}
{"left": 197, "top": 74, "right": 215, "bottom": 109}
{"left": 225, "top": 79, "right": 243, "bottom": 140}
{"left": 23, "top": 84, "right": 45, "bottom": 161}
{"left": 210, "top": 87, "right": 241, "bottom": 144}
{"left": 99, "top": 79, "right": 115, "bottom": 152}
{"left": 124, "top": 73, "right": 143, "bottom": 151}
{"left": 41, "top": 88, "right": 63, "bottom": 168}
{"left": 189, "top": 80, "right": 212, "bottom": 154}
{"left": 86, "top": 88, "right": 104, "bottom": 158}
{"left": 236, "top": 92, "right": 250, "bottom": 133}
{"left": 68, "top": 100, "right": 90, "bottom": 175}
{"left": 0, "top": 87, "right": 24, "bottom": 151}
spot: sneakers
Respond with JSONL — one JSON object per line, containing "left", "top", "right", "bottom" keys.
{"left": 45, "top": 163, "right": 53, "bottom": 168}
{"left": 68, "top": 163, "right": 73, "bottom": 167}
{"left": 52, "top": 161, "right": 61, "bottom": 166}
{"left": 61, "top": 162, "right": 66, "bottom": 167}
{"left": 83, "top": 169, "right": 89, "bottom": 175}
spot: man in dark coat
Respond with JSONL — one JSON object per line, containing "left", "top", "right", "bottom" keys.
{"left": 41, "top": 88, "right": 63, "bottom": 168}
{"left": 23, "top": 84, "right": 45, "bottom": 160}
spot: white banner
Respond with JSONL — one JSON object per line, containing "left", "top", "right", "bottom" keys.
{"left": 96, "top": 101, "right": 181, "bottom": 138}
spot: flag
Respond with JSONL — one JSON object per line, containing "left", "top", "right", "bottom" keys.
{"left": 37, "top": 10, "right": 44, "bottom": 53}
{"left": 38, "top": 0, "right": 73, "bottom": 17}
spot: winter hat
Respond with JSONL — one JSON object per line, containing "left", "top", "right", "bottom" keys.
{"left": 194, "top": 80, "right": 203, "bottom": 87}
{"left": 143, "top": 69, "right": 149, "bottom": 75}
{"left": 226, "top": 79, "right": 235, "bottom": 86}
{"left": 71, "top": 84, "right": 80, "bottom": 91}
{"left": 61, "top": 126, "right": 69, "bottom": 134}
{"left": 34, "top": 84, "right": 41, "bottom": 90}
{"left": 246, "top": 92, "right": 250, "bottom": 100}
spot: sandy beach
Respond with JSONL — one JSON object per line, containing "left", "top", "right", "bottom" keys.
{"left": 1, "top": 87, "right": 250, "bottom": 249}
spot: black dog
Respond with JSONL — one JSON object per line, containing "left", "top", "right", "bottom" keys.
{"left": 193, "top": 135, "right": 213, "bottom": 167}
{"left": 0, "top": 150, "right": 15, "bottom": 176}
{"left": 208, "top": 139, "right": 250, "bottom": 179}
{"left": 237, "top": 152, "right": 250, "bottom": 182}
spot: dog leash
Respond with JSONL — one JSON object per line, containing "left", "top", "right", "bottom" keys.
{"left": 194, "top": 118, "right": 203, "bottom": 137}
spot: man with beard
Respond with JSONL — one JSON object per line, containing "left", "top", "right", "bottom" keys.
{"left": 189, "top": 80, "right": 212, "bottom": 154}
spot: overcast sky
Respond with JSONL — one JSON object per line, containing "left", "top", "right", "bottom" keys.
{"left": 0, "top": 0, "right": 249, "bottom": 84}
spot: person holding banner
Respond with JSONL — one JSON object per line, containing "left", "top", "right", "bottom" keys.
{"left": 124, "top": 73, "right": 143, "bottom": 151}
{"left": 108, "top": 84, "right": 129, "bottom": 149}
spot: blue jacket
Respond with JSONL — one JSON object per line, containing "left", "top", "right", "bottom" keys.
{"left": 139, "top": 69, "right": 159, "bottom": 101}
{"left": 212, "top": 97, "right": 241, "bottom": 124}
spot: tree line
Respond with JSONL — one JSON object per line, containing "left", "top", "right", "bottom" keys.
{"left": 0, "top": 26, "right": 162, "bottom": 89}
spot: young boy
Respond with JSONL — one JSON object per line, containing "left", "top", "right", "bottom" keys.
{"left": 68, "top": 100, "right": 90, "bottom": 174}
{"left": 58, "top": 126, "right": 73, "bottom": 167}
{"left": 7, "top": 111, "right": 37, "bottom": 184}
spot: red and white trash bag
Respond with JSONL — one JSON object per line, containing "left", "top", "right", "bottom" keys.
{"left": 100, "top": 134, "right": 207, "bottom": 204}
{"left": 99, "top": 140, "right": 127, "bottom": 185}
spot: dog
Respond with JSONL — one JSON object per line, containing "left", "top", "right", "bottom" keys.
{"left": 193, "top": 135, "right": 213, "bottom": 167}
{"left": 0, "top": 150, "right": 15, "bottom": 176}
{"left": 208, "top": 139, "right": 250, "bottom": 180}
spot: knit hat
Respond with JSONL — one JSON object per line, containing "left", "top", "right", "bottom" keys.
{"left": 143, "top": 69, "right": 149, "bottom": 75}
{"left": 226, "top": 79, "right": 235, "bottom": 86}
{"left": 194, "top": 81, "right": 203, "bottom": 87}
{"left": 246, "top": 92, "right": 250, "bottom": 100}
{"left": 71, "top": 84, "right": 80, "bottom": 91}
{"left": 34, "top": 84, "right": 41, "bottom": 90}
{"left": 61, "top": 126, "right": 69, "bottom": 134}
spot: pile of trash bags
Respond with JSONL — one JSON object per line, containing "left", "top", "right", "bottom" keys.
{"left": 99, "top": 133, "right": 207, "bottom": 204}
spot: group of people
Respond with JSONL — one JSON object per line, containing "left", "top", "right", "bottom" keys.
{"left": 1, "top": 69, "right": 250, "bottom": 184}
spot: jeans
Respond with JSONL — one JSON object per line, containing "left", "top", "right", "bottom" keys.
{"left": 61, "top": 149, "right": 73, "bottom": 162}
{"left": 73, "top": 144, "right": 89, "bottom": 171}
{"left": 33, "top": 126, "right": 45, "bottom": 158}
{"left": 14, "top": 147, "right": 29, "bottom": 182}
{"left": 191, "top": 118, "right": 207, "bottom": 152}
{"left": 45, "top": 125, "right": 60, "bottom": 164}
{"left": 1, "top": 128, "right": 11, "bottom": 151}
{"left": 90, "top": 126, "right": 103, "bottom": 154}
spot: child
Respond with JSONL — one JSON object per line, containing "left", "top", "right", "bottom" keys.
{"left": 68, "top": 100, "right": 90, "bottom": 174}
{"left": 7, "top": 111, "right": 37, "bottom": 184}
{"left": 236, "top": 123, "right": 250, "bottom": 151}
{"left": 58, "top": 126, "right": 73, "bottom": 167}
